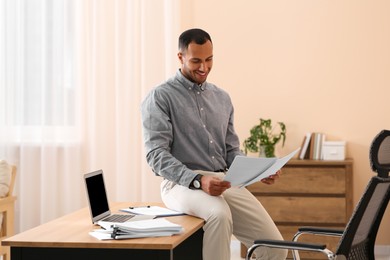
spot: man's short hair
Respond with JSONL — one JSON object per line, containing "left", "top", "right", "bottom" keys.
{"left": 178, "top": 28, "right": 212, "bottom": 52}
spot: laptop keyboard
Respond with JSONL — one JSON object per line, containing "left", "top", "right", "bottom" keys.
{"left": 101, "top": 214, "right": 134, "bottom": 223}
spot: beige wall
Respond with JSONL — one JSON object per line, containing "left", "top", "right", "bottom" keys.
{"left": 180, "top": 0, "right": 390, "bottom": 244}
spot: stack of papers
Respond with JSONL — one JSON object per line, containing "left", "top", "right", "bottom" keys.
{"left": 89, "top": 218, "right": 184, "bottom": 240}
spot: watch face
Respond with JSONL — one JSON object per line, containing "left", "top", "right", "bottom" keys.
{"left": 193, "top": 180, "right": 201, "bottom": 189}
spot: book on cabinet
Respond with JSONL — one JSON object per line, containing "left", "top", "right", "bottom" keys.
{"left": 298, "top": 133, "right": 311, "bottom": 159}
{"left": 299, "top": 132, "right": 325, "bottom": 160}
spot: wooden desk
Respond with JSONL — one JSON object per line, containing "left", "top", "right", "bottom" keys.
{"left": 2, "top": 202, "right": 204, "bottom": 260}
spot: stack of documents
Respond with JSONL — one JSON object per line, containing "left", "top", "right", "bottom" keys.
{"left": 89, "top": 218, "right": 184, "bottom": 240}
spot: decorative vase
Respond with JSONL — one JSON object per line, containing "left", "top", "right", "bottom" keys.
{"left": 259, "top": 145, "right": 275, "bottom": 158}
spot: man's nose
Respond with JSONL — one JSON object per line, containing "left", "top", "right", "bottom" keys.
{"left": 199, "top": 62, "right": 206, "bottom": 71}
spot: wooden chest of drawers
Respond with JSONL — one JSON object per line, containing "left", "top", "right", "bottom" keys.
{"left": 241, "top": 159, "right": 353, "bottom": 259}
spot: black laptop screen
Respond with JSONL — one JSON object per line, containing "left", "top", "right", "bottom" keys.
{"left": 85, "top": 172, "right": 110, "bottom": 217}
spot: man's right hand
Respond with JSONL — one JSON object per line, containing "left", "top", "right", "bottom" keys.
{"left": 200, "top": 175, "right": 231, "bottom": 196}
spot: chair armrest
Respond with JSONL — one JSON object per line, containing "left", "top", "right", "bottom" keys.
{"left": 294, "top": 226, "right": 344, "bottom": 241}
{"left": 246, "top": 239, "right": 332, "bottom": 260}
{"left": 254, "top": 239, "right": 326, "bottom": 250}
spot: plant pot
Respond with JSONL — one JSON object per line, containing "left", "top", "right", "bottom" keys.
{"left": 259, "top": 145, "right": 275, "bottom": 158}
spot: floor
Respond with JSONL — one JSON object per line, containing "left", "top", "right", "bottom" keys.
{"left": 231, "top": 238, "right": 243, "bottom": 259}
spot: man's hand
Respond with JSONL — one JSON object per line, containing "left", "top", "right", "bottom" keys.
{"left": 201, "top": 175, "right": 231, "bottom": 196}
{"left": 261, "top": 170, "right": 282, "bottom": 185}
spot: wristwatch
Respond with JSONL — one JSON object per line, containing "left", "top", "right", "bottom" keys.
{"left": 190, "top": 174, "right": 202, "bottom": 190}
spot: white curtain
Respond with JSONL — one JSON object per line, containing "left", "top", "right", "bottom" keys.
{"left": 0, "top": 0, "right": 181, "bottom": 233}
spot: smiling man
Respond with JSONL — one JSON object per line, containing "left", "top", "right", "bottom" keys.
{"left": 141, "top": 28, "right": 287, "bottom": 260}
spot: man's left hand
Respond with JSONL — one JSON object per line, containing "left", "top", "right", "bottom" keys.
{"left": 261, "top": 170, "right": 281, "bottom": 185}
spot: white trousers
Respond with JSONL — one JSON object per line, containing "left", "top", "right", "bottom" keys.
{"left": 160, "top": 170, "right": 288, "bottom": 260}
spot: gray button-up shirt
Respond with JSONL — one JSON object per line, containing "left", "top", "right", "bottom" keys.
{"left": 141, "top": 70, "right": 244, "bottom": 187}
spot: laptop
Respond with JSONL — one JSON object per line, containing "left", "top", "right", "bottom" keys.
{"left": 84, "top": 169, "right": 135, "bottom": 224}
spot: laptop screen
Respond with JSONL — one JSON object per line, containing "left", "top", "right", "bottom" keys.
{"left": 84, "top": 170, "right": 110, "bottom": 219}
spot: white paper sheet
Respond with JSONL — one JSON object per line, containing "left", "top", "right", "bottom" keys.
{"left": 120, "top": 206, "right": 185, "bottom": 217}
{"left": 224, "top": 148, "right": 300, "bottom": 187}
{"left": 112, "top": 218, "right": 183, "bottom": 232}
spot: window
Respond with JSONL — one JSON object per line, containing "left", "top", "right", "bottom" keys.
{"left": 1, "top": 0, "right": 76, "bottom": 127}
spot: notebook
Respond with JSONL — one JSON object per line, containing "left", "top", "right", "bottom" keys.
{"left": 84, "top": 169, "right": 136, "bottom": 224}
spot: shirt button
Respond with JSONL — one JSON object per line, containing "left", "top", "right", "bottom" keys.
{"left": 211, "top": 156, "right": 215, "bottom": 159}
{"left": 200, "top": 107, "right": 204, "bottom": 111}
{"left": 203, "top": 125, "right": 206, "bottom": 128}
{"left": 210, "top": 140, "right": 213, "bottom": 144}
{"left": 197, "top": 92, "right": 200, "bottom": 94}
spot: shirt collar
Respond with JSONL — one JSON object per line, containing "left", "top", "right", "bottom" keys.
{"left": 176, "top": 69, "right": 207, "bottom": 92}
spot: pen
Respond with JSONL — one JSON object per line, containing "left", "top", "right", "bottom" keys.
{"left": 129, "top": 205, "right": 151, "bottom": 209}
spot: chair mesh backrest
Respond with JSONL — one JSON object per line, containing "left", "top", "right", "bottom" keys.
{"left": 336, "top": 177, "right": 390, "bottom": 259}
{"left": 336, "top": 129, "right": 390, "bottom": 259}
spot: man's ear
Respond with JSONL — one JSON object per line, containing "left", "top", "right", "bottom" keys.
{"left": 177, "top": 52, "right": 184, "bottom": 64}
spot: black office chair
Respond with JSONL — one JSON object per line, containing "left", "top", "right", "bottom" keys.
{"left": 246, "top": 129, "right": 390, "bottom": 260}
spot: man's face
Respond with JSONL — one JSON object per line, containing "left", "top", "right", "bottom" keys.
{"left": 178, "top": 40, "right": 213, "bottom": 84}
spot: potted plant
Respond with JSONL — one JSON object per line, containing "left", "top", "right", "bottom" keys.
{"left": 243, "top": 118, "right": 286, "bottom": 157}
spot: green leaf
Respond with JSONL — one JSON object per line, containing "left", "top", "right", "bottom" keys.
{"left": 243, "top": 118, "right": 287, "bottom": 157}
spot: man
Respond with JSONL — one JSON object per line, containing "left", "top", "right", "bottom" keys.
{"left": 141, "top": 28, "right": 287, "bottom": 260}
